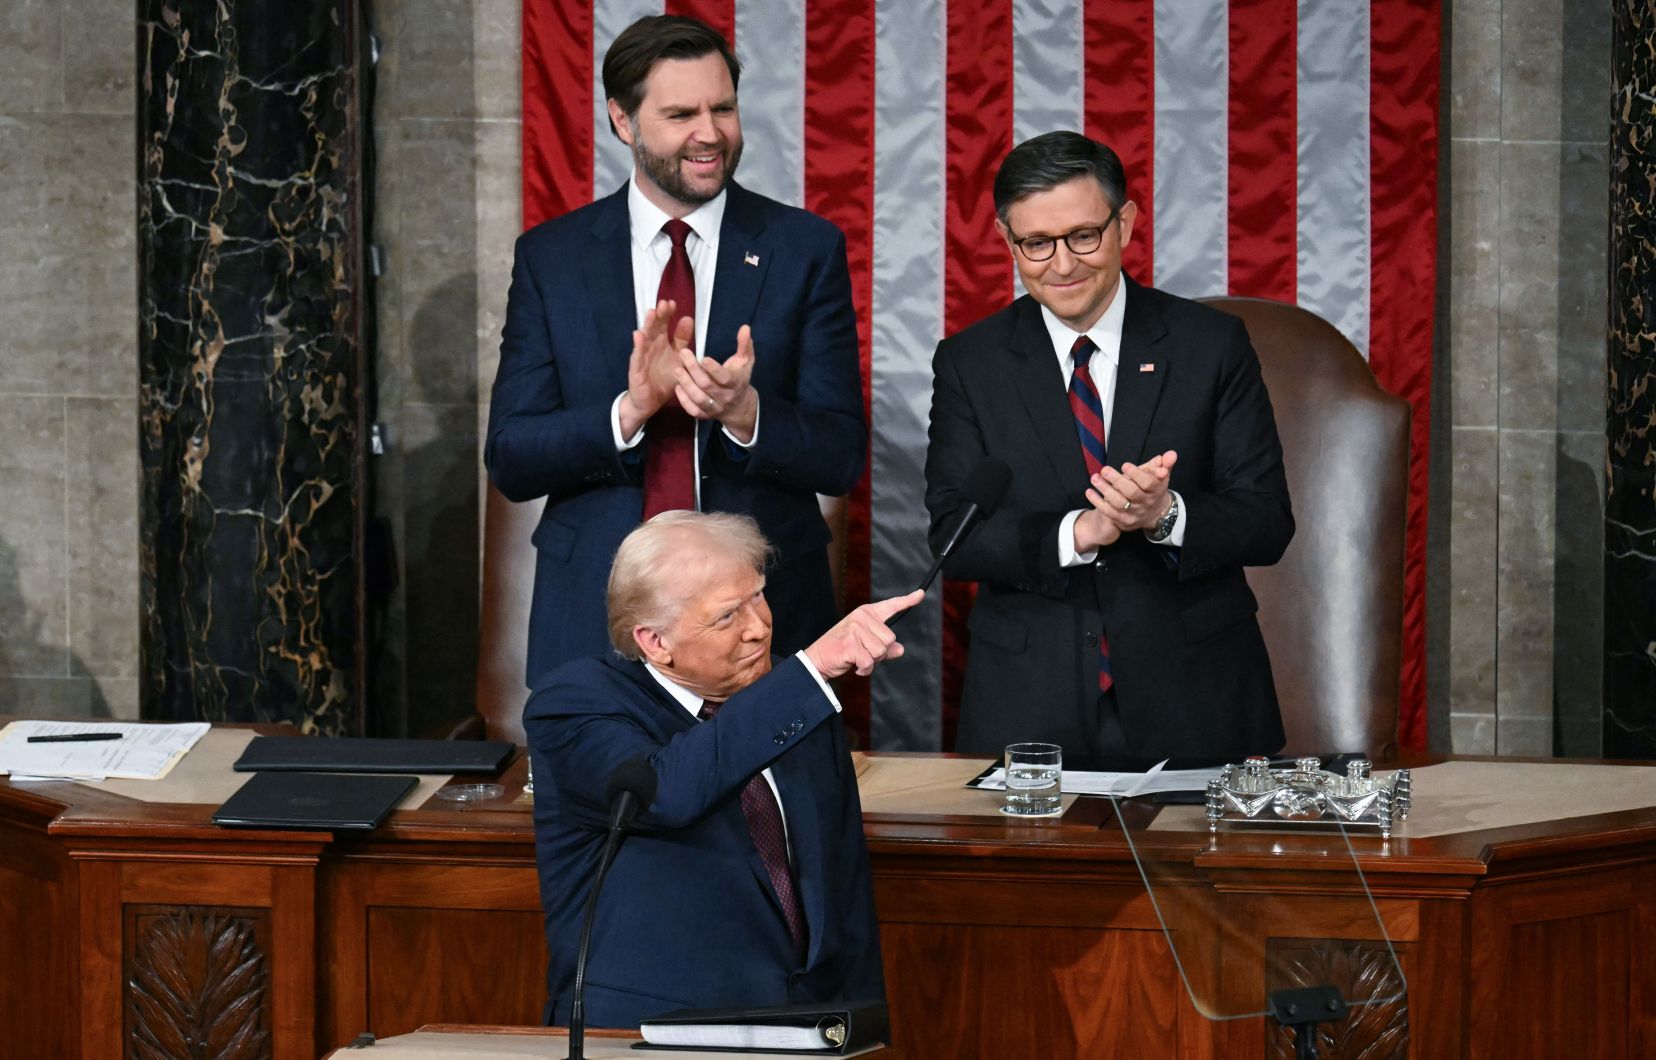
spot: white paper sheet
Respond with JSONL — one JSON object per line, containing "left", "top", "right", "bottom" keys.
{"left": 0, "top": 720, "right": 211, "bottom": 781}
{"left": 969, "top": 759, "right": 1223, "bottom": 797}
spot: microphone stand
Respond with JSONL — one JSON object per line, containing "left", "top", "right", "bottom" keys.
{"left": 566, "top": 799, "right": 635, "bottom": 1060}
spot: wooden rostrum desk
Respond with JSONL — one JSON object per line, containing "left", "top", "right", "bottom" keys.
{"left": 2, "top": 733, "right": 1654, "bottom": 1060}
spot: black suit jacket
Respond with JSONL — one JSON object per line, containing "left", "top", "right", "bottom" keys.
{"left": 486, "top": 182, "right": 866, "bottom": 685}
{"left": 524, "top": 654, "right": 884, "bottom": 1028}
{"left": 925, "top": 278, "right": 1292, "bottom": 763}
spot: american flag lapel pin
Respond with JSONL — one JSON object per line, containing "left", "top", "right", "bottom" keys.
{"left": 1139, "top": 362, "right": 1156, "bottom": 373}
{"left": 744, "top": 251, "right": 760, "bottom": 267}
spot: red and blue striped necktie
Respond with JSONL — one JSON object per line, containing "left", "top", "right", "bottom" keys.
{"left": 1067, "top": 335, "right": 1113, "bottom": 694}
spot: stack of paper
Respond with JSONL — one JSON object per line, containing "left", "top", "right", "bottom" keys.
{"left": 969, "top": 759, "right": 1224, "bottom": 797}
{"left": 0, "top": 720, "right": 211, "bottom": 781}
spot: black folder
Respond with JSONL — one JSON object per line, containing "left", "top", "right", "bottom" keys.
{"left": 232, "top": 736, "right": 514, "bottom": 776}
{"left": 635, "top": 1001, "right": 888, "bottom": 1055}
{"left": 213, "top": 771, "right": 419, "bottom": 831}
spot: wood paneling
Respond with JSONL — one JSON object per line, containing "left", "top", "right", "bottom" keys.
{"left": 364, "top": 907, "right": 546, "bottom": 1037}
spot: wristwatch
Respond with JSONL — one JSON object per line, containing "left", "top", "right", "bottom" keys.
{"left": 1147, "top": 492, "right": 1180, "bottom": 543}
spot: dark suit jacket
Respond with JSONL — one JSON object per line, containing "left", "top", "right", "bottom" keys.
{"left": 524, "top": 654, "right": 885, "bottom": 1028}
{"left": 925, "top": 278, "right": 1293, "bottom": 763}
{"left": 486, "top": 182, "right": 865, "bottom": 684}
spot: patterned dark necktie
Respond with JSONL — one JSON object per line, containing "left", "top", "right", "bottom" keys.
{"left": 641, "top": 218, "right": 697, "bottom": 518}
{"left": 697, "top": 699, "right": 808, "bottom": 960}
{"left": 1068, "top": 335, "right": 1114, "bottom": 694}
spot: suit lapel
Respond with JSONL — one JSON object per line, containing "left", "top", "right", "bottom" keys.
{"left": 1007, "top": 297, "right": 1091, "bottom": 495}
{"left": 701, "top": 184, "right": 771, "bottom": 459}
{"left": 1107, "top": 278, "right": 1168, "bottom": 467}
{"left": 580, "top": 185, "right": 637, "bottom": 395}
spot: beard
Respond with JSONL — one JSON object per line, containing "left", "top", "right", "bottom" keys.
{"left": 631, "top": 133, "right": 744, "bottom": 207}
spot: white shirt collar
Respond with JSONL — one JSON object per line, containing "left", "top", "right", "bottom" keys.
{"left": 1039, "top": 279, "right": 1127, "bottom": 366}
{"left": 644, "top": 661, "right": 706, "bottom": 719}
{"left": 628, "top": 175, "right": 727, "bottom": 255}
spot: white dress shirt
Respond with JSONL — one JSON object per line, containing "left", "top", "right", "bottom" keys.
{"left": 609, "top": 177, "right": 760, "bottom": 482}
{"left": 643, "top": 652, "right": 841, "bottom": 857}
{"left": 1047, "top": 283, "right": 1187, "bottom": 566}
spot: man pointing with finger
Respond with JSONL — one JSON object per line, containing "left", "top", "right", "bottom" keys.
{"left": 925, "top": 131, "right": 1294, "bottom": 767}
{"left": 488, "top": 15, "right": 864, "bottom": 687}
{"left": 526, "top": 512, "right": 916, "bottom": 1027}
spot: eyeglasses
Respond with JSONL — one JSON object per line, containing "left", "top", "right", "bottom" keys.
{"left": 1008, "top": 207, "right": 1120, "bottom": 262}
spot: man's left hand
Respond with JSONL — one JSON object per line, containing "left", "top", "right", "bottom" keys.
{"left": 676, "top": 324, "right": 759, "bottom": 443}
{"left": 1088, "top": 450, "right": 1178, "bottom": 532}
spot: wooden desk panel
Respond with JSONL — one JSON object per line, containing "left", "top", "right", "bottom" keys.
{"left": 3, "top": 752, "right": 1655, "bottom": 1059}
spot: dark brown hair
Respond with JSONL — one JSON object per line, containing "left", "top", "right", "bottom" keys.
{"left": 993, "top": 131, "right": 1128, "bottom": 224}
{"left": 601, "top": 15, "right": 741, "bottom": 139}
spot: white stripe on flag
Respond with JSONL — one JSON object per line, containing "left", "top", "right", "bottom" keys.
{"left": 1296, "top": 0, "right": 1372, "bottom": 355}
{"left": 1153, "top": 0, "right": 1228, "bottom": 297}
{"left": 870, "top": 0, "right": 945, "bottom": 751}
{"left": 1012, "top": 0, "right": 1086, "bottom": 296}
{"left": 734, "top": 0, "right": 805, "bottom": 207}
{"left": 593, "top": 0, "right": 664, "bottom": 197}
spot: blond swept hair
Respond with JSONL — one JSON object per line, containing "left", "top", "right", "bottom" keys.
{"left": 606, "top": 511, "right": 772, "bottom": 659}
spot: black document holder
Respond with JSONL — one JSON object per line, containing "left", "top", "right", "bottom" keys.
{"left": 634, "top": 1000, "right": 888, "bottom": 1055}
{"left": 213, "top": 771, "right": 418, "bottom": 831}
{"left": 232, "top": 736, "right": 513, "bottom": 775}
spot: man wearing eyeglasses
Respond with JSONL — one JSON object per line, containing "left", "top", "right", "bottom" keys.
{"left": 924, "top": 131, "right": 1294, "bottom": 768}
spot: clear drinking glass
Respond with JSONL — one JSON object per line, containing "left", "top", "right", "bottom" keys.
{"left": 1002, "top": 742, "right": 1063, "bottom": 816}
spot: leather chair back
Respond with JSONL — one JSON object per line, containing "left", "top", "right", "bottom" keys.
{"left": 1200, "top": 297, "right": 1409, "bottom": 760}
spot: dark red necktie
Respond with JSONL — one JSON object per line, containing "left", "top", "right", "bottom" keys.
{"left": 1068, "top": 335, "right": 1113, "bottom": 694}
{"left": 641, "top": 218, "right": 697, "bottom": 518}
{"left": 698, "top": 700, "right": 808, "bottom": 961}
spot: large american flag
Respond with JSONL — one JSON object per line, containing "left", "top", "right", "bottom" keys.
{"left": 521, "top": 0, "right": 1439, "bottom": 752}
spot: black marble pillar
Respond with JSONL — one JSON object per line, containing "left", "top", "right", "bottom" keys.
{"left": 1607, "top": 3, "right": 1656, "bottom": 757}
{"left": 138, "top": 1, "right": 365, "bottom": 732}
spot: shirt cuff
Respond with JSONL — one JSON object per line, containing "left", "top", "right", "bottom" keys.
{"left": 1149, "top": 490, "right": 1187, "bottom": 547}
{"left": 1058, "top": 510, "right": 1099, "bottom": 567}
{"left": 720, "top": 395, "right": 760, "bottom": 449}
{"left": 611, "top": 392, "right": 645, "bottom": 451}
{"left": 794, "top": 650, "right": 843, "bottom": 713}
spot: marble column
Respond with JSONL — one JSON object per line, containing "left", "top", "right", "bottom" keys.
{"left": 138, "top": 1, "right": 365, "bottom": 732}
{"left": 1607, "top": 2, "right": 1656, "bottom": 757}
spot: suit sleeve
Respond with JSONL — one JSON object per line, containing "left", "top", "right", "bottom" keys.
{"left": 1175, "top": 318, "right": 1295, "bottom": 578}
{"left": 925, "top": 339, "right": 1071, "bottom": 595}
{"left": 527, "top": 658, "right": 837, "bottom": 835}
{"left": 733, "top": 229, "right": 866, "bottom": 496}
{"left": 484, "top": 232, "right": 632, "bottom": 503}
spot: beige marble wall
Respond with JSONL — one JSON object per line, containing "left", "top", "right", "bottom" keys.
{"left": 0, "top": 3, "right": 138, "bottom": 718}
{"left": 369, "top": 0, "right": 521, "bottom": 737}
{"left": 1442, "top": 0, "right": 1609, "bottom": 755}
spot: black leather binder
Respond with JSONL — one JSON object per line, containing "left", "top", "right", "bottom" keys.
{"left": 232, "top": 736, "right": 514, "bottom": 775}
{"left": 635, "top": 1000, "right": 888, "bottom": 1055}
{"left": 213, "top": 771, "right": 419, "bottom": 831}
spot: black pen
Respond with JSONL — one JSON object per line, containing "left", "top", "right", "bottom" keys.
{"left": 27, "top": 733, "right": 123, "bottom": 744}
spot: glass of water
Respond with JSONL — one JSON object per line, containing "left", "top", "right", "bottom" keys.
{"left": 1002, "top": 742, "right": 1063, "bottom": 816}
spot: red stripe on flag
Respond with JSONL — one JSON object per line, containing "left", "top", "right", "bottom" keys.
{"left": 521, "top": 0, "right": 593, "bottom": 229}
{"left": 942, "top": 0, "right": 1015, "bottom": 751}
{"left": 1369, "top": 0, "right": 1440, "bottom": 751}
{"left": 1084, "top": 0, "right": 1155, "bottom": 282}
{"left": 1227, "top": 0, "right": 1297, "bottom": 301}
{"left": 664, "top": 0, "right": 735, "bottom": 44}
{"left": 804, "top": 0, "right": 877, "bottom": 744}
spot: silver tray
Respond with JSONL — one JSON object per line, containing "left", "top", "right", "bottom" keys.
{"left": 1205, "top": 756, "right": 1411, "bottom": 839}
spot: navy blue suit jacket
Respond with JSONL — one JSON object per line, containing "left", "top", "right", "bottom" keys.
{"left": 486, "top": 182, "right": 866, "bottom": 685}
{"left": 524, "top": 654, "right": 885, "bottom": 1029}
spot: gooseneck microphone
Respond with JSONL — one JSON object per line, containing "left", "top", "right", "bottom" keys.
{"left": 567, "top": 757, "right": 658, "bottom": 1060}
{"left": 917, "top": 457, "right": 1015, "bottom": 593}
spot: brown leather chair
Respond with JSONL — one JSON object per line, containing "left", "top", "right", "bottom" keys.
{"left": 1200, "top": 297, "right": 1409, "bottom": 760}
{"left": 472, "top": 489, "right": 852, "bottom": 745}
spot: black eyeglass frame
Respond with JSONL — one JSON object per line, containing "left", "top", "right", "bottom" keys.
{"left": 1007, "top": 205, "right": 1121, "bottom": 262}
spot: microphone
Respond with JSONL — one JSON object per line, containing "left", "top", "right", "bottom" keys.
{"left": 567, "top": 757, "right": 658, "bottom": 1060}
{"left": 915, "top": 457, "right": 1014, "bottom": 595}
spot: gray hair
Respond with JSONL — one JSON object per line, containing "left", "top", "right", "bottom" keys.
{"left": 606, "top": 511, "right": 772, "bottom": 659}
{"left": 992, "top": 131, "right": 1128, "bottom": 225}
